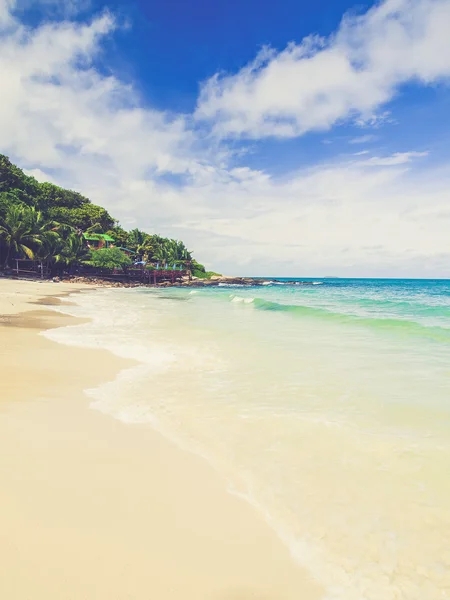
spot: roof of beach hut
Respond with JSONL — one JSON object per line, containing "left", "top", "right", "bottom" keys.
{"left": 83, "top": 233, "right": 115, "bottom": 242}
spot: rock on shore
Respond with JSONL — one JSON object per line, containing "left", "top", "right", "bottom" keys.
{"left": 60, "top": 275, "right": 316, "bottom": 288}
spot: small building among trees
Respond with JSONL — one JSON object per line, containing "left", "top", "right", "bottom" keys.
{"left": 83, "top": 233, "right": 115, "bottom": 250}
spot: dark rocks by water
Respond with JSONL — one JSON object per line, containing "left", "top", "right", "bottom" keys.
{"left": 183, "top": 276, "right": 316, "bottom": 287}
{"left": 59, "top": 275, "right": 316, "bottom": 288}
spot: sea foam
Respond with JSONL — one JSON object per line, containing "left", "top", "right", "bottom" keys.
{"left": 41, "top": 282, "right": 450, "bottom": 600}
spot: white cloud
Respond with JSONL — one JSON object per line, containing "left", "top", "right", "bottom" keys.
{"left": 0, "top": 0, "right": 201, "bottom": 211}
{"left": 359, "top": 151, "right": 428, "bottom": 166}
{"left": 195, "top": 0, "right": 450, "bottom": 138}
{"left": 2, "top": 0, "right": 85, "bottom": 23}
{"left": 162, "top": 153, "right": 450, "bottom": 277}
{"left": 348, "top": 135, "right": 378, "bottom": 144}
{"left": 1, "top": 0, "right": 450, "bottom": 277}
{"left": 23, "top": 168, "right": 56, "bottom": 183}
{"left": 0, "top": 0, "right": 15, "bottom": 26}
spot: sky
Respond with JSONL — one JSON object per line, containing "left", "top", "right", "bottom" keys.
{"left": 1, "top": 0, "right": 450, "bottom": 277}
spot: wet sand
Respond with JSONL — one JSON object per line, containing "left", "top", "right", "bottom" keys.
{"left": 0, "top": 279, "right": 322, "bottom": 600}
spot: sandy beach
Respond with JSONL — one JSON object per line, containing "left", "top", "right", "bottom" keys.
{"left": 0, "top": 279, "right": 321, "bottom": 600}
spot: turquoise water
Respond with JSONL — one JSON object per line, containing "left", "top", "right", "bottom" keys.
{"left": 233, "top": 277, "right": 450, "bottom": 335}
{"left": 47, "top": 278, "right": 450, "bottom": 600}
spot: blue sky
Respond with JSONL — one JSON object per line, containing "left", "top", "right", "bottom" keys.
{"left": 1, "top": 0, "right": 450, "bottom": 276}
{"left": 108, "top": 0, "right": 354, "bottom": 111}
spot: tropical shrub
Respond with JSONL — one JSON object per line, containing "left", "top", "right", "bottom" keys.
{"left": 84, "top": 247, "right": 132, "bottom": 271}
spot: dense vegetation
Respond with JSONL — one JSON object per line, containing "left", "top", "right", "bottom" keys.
{"left": 0, "top": 155, "right": 217, "bottom": 278}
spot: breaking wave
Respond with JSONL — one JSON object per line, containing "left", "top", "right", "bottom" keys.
{"left": 227, "top": 295, "right": 450, "bottom": 342}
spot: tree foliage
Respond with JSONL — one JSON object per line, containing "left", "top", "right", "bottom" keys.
{"left": 106, "top": 225, "right": 129, "bottom": 248}
{"left": 0, "top": 190, "right": 23, "bottom": 220}
{"left": 36, "top": 182, "right": 88, "bottom": 210}
{"left": 0, "top": 205, "right": 58, "bottom": 268}
{"left": 0, "top": 154, "right": 215, "bottom": 277}
{"left": 36, "top": 182, "right": 115, "bottom": 231}
{"left": 0, "top": 155, "right": 40, "bottom": 206}
{"left": 51, "top": 233, "right": 91, "bottom": 269}
{"left": 85, "top": 247, "right": 132, "bottom": 271}
{"left": 47, "top": 203, "right": 115, "bottom": 232}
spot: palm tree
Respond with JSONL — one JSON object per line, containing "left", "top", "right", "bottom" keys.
{"left": 152, "top": 243, "right": 168, "bottom": 269}
{"left": 127, "top": 228, "right": 147, "bottom": 255}
{"left": 168, "top": 240, "right": 192, "bottom": 274}
{"left": 0, "top": 205, "right": 56, "bottom": 269}
{"left": 50, "top": 232, "right": 91, "bottom": 275}
{"left": 165, "top": 239, "right": 178, "bottom": 268}
{"left": 180, "top": 246, "right": 193, "bottom": 278}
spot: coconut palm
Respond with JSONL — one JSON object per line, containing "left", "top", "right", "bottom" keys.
{"left": 164, "top": 240, "right": 178, "bottom": 268}
{"left": 152, "top": 242, "right": 169, "bottom": 268}
{"left": 127, "top": 228, "right": 157, "bottom": 258}
{"left": 180, "top": 246, "right": 193, "bottom": 278}
{"left": 178, "top": 242, "right": 192, "bottom": 267}
{"left": 0, "top": 205, "right": 56, "bottom": 268}
{"left": 127, "top": 228, "right": 146, "bottom": 249}
{"left": 51, "top": 232, "right": 91, "bottom": 273}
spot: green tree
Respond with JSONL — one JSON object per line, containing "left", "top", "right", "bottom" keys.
{"left": 0, "top": 190, "right": 25, "bottom": 220}
{"left": 35, "top": 183, "right": 114, "bottom": 231}
{"left": 152, "top": 241, "right": 169, "bottom": 267}
{"left": 106, "top": 225, "right": 129, "bottom": 248}
{"left": 84, "top": 247, "right": 132, "bottom": 271}
{"left": 147, "top": 238, "right": 193, "bottom": 270}
{"left": 191, "top": 260, "right": 207, "bottom": 278}
{"left": 0, "top": 155, "right": 213, "bottom": 279}
{"left": 0, "top": 155, "right": 40, "bottom": 205}
{"left": 137, "top": 234, "right": 164, "bottom": 261}
{"left": 36, "top": 182, "right": 88, "bottom": 210}
{"left": 47, "top": 203, "right": 114, "bottom": 232}
{"left": 126, "top": 228, "right": 154, "bottom": 258}
{"left": 135, "top": 236, "right": 153, "bottom": 260}
{"left": 51, "top": 233, "right": 91, "bottom": 273}
{"left": 0, "top": 205, "right": 57, "bottom": 268}
{"left": 127, "top": 228, "right": 146, "bottom": 250}
{"left": 174, "top": 240, "right": 192, "bottom": 268}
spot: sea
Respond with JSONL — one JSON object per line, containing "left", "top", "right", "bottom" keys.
{"left": 44, "top": 278, "right": 450, "bottom": 600}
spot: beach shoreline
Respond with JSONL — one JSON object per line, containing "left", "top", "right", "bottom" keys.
{"left": 0, "top": 272, "right": 318, "bottom": 290}
{"left": 0, "top": 279, "right": 322, "bottom": 600}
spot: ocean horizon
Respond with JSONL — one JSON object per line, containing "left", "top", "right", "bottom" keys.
{"left": 46, "top": 277, "right": 450, "bottom": 600}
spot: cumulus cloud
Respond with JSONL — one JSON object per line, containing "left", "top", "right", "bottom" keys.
{"left": 164, "top": 152, "right": 450, "bottom": 277}
{"left": 195, "top": 0, "right": 450, "bottom": 138}
{"left": 0, "top": 0, "right": 15, "bottom": 25}
{"left": 23, "top": 167, "right": 56, "bottom": 183}
{"left": 0, "top": 0, "right": 202, "bottom": 215}
{"left": 1, "top": 0, "right": 450, "bottom": 277}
